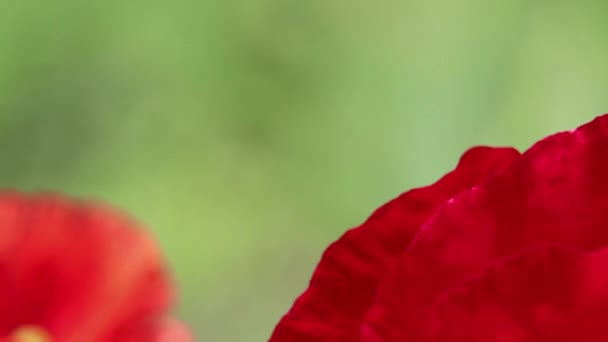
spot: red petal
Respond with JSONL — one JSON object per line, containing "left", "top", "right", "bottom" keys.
{"left": 270, "top": 147, "right": 520, "bottom": 341}
{"left": 363, "top": 114, "right": 608, "bottom": 341}
{"left": 427, "top": 245, "right": 608, "bottom": 342}
{"left": 0, "top": 192, "right": 179, "bottom": 341}
{"left": 112, "top": 317, "right": 192, "bottom": 342}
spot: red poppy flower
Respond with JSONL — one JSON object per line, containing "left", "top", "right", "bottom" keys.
{"left": 0, "top": 192, "right": 190, "bottom": 342}
{"left": 271, "top": 114, "right": 608, "bottom": 341}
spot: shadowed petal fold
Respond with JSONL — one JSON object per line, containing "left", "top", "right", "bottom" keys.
{"left": 427, "top": 245, "right": 608, "bottom": 342}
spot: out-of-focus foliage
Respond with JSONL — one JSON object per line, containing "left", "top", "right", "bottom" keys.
{"left": 1, "top": 1, "right": 607, "bottom": 340}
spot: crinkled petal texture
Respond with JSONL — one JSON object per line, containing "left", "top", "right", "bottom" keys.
{"left": 363, "top": 115, "right": 608, "bottom": 341}
{"left": 428, "top": 245, "right": 608, "bottom": 342}
{"left": 272, "top": 114, "right": 608, "bottom": 342}
{"left": 0, "top": 192, "right": 190, "bottom": 342}
{"left": 270, "top": 146, "right": 520, "bottom": 341}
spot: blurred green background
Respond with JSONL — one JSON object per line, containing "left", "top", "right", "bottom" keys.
{"left": 1, "top": 1, "right": 607, "bottom": 340}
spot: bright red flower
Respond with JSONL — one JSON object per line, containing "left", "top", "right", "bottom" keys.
{"left": 0, "top": 192, "right": 190, "bottom": 342}
{"left": 271, "top": 114, "right": 608, "bottom": 341}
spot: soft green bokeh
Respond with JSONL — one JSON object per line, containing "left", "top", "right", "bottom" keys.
{"left": 1, "top": 1, "right": 607, "bottom": 340}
